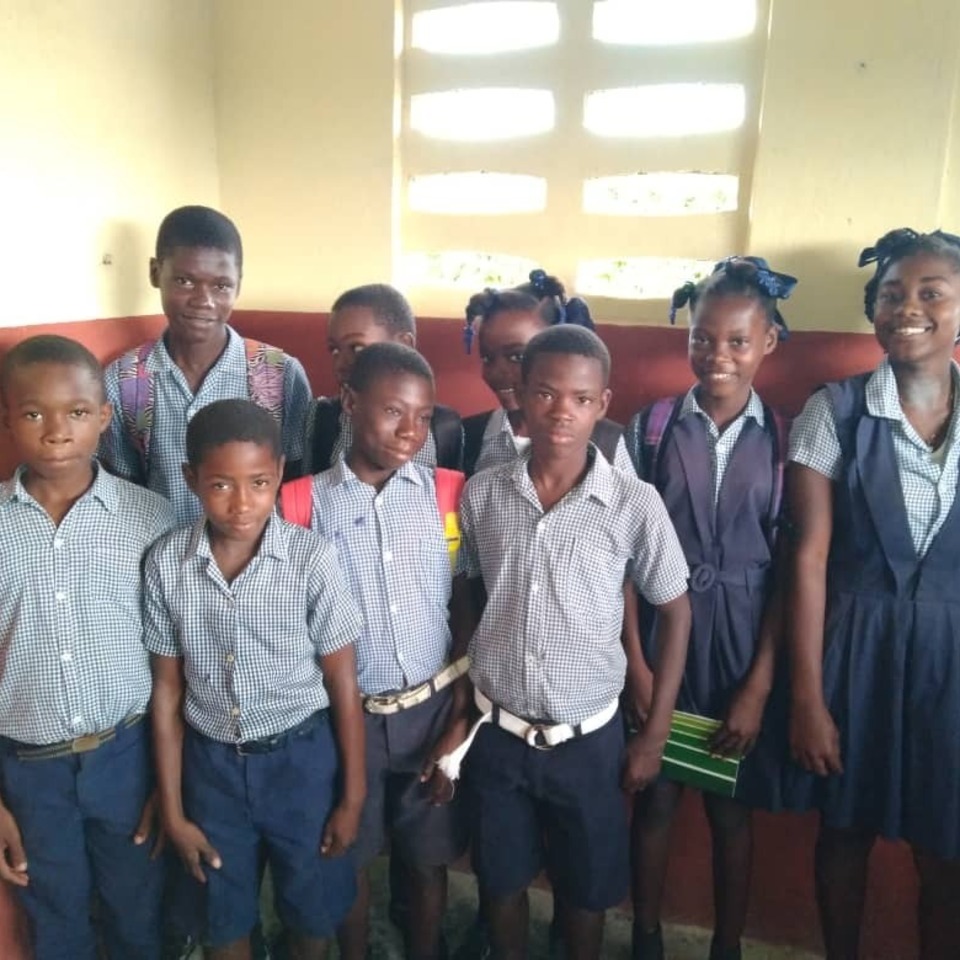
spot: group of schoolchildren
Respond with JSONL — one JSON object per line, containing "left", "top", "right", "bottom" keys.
{"left": 0, "top": 204, "right": 959, "bottom": 960}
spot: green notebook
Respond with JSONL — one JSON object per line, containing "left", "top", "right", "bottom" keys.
{"left": 661, "top": 710, "right": 741, "bottom": 797}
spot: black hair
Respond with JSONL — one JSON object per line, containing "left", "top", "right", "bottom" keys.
{"left": 331, "top": 284, "right": 417, "bottom": 337}
{"left": 155, "top": 206, "right": 243, "bottom": 273}
{"left": 0, "top": 335, "right": 104, "bottom": 403}
{"left": 463, "top": 269, "right": 595, "bottom": 353}
{"left": 670, "top": 256, "right": 796, "bottom": 341}
{"left": 521, "top": 325, "right": 611, "bottom": 386}
{"left": 185, "top": 399, "right": 282, "bottom": 469}
{"left": 347, "top": 341, "right": 435, "bottom": 395}
{"left": 859, "top": 228, "right": 960, "bottom": 319}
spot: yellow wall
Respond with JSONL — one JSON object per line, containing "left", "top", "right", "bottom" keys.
{"left": 0, "top": 0, "right": 220, "bottom": 328}
{"left": 4, "top": 0, "right": 960, "bottom": 332}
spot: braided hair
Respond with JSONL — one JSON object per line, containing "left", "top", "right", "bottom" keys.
{"left": 858, "top": 228, "right": 960, "bottom": 320}
{"left": 670, "top": 256, "right": 796, "bottom": 341}
{"left": 463, "top": 270, "right": 595, "bottom": 353}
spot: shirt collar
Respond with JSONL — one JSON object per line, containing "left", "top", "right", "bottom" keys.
{"left": 678, "top": 386, "right": 765, "bottom": 428}
{"left": 330, "top": 456, "right": 424, "bottom": 490}
{"left": 187, "top": 511, "right": 289, "bottom": 564}
{"left": 151, "top": 324, "right": 241, "bottom": 374}
{"left": 0, "top": 460, "right": 119, "bottom": 513}
{"left": 510, "top": 443, "right": 614, "bottom": 508}
{"left": 864, "top": 357, "right": 960, "bottom": 420}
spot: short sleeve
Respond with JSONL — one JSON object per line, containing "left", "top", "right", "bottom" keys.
{"left": 454, "top": 484, "right": 482, "bottom": 580}
{"left": 100, "top": 360, "right": 145, "bottom": 484}
{"left": 629, "top": 486, "right": 689, "bottom": 605}
{"left": 788, "top": 389, "right": 842, "bottom": 480}
{"left": 305, "top": 539, "right": 362, "bottom": 656}
{"left": 281, "top": 357, "right": 313, "bottom": 463}
{"left": 142, "top": 545, "right": 181, "bottom": 658}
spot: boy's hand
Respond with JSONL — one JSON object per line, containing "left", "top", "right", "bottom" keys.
{"left": 711, "top": 684, "right": 768, "bottom": 757}
{"left": 622, "top": 732, "right": 664, "bottom": 794}
{"left": 0, "top": 805, "right": 28, "bottom": 887}
{"left": 321, "top": 801, "right": 362, "bottom": 857}
{"left": 625, "top": 672, "right": 654, "bottom": 730}
{"left": 790, "top": 699, "right": 843, "bottom": 777}
{"left": 165, "top": 817, "right": 222, "bottom": 883}
{"left": 133, "top": 790, "right": 166, "bottom": 859}
{"left": 419, "top": 718, "right": 469, "bottom": 805}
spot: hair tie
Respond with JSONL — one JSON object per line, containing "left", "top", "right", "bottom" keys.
{"left": 669, "top": 282, "right": 697, "bottom": 324}
{"left": 713, "top": 256, "right": 796, "bottom": 339}
{"left": 563, "top": 297, "right": 595, "bottom": 331}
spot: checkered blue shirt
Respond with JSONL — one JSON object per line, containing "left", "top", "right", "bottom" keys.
{"left": 789, "top": 359, "right": 960, "bottom": 558}
{"left": 100, "top": 326, "right": 312, "bottom": 525}
{"left": 308, "top": 460, "right": 452, "bottom": 695}
{"left": 458, "top": 448, "right": 689, "bottom": 725}
{"left": 301, "top": 398, "right": 438, "bottom": 474}
{"left": 0, "top": 464, "right": 174, "bottom": 745}
{"left": 143, "top": 514, "right": 361, "bottom": 743}
{"left": 474, "top": 407, "right": 635, "bottom": 474}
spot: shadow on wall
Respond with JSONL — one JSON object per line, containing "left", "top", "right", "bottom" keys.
{"left": 95, "top": 219, "right": 151, "bottom": 319}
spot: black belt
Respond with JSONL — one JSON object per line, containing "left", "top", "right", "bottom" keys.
{"left": 235, "top": 710, "right": 326, "bottom": 756}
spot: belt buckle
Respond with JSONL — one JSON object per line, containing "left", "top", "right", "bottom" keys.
{"left": 367, "top": 694, "right": 396, "bottom": 710}
{"left": 525, "top": 724, "right": 553, "bottom": 750}
{"left": 71, "top": 734, "right": 103, "bottom": 754}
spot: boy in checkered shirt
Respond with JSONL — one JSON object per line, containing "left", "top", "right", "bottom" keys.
{"left": 433, "top": 326, "right": 691, "bottom": 959}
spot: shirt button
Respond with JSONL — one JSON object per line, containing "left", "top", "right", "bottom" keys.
{"left": 61, "top": 651, "right": 72, "bottom": 663}
{"left": 231, "top": 707, "right": 240, "bottom": 717}
{"left": 53, "top": 537, "right": 64, "bottom": 550}
{"left": 226, "top": 654, "right": 235, "bottom": 664}
{"left": 55, "top": 591, "right": 67, "bottom": 603}
{"left": 389, "top": 603, "right": 397, "bottom": 614}
{"left": 72, "top": 715, "right": 83, "bottom": 727}
{"left": 383, "top": 550, "right": 393, "bottom": 562}
{"left": 374, "top": 498, "right": 384, "bottom": 510}
{"left": 531, "top": 583, "right": 539, "bottom": 594}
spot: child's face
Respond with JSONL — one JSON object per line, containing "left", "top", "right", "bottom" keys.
{"left": 328, "top": 307, "right": 415, "bottom": 388}
{"left": 873, "top": 253, "right": 960, "bottom": 363}
{"left": 150, "top": 246, "right": 241, "bottom": 344}
{"left": 478, "top": 309, "right": 548, "bottom": 413}
{"left": 688, "top": 295, "right": 776, "bottom": 404}
{"left": 520, "top": 353, "right": 610, "bottom": 456}
{"left": 2, "top": 362, "right": 110, "bottom": 480}
{"left": 343, "top": 371, "right": 434, "bottom": 478}
{"left": 184, "top": 441, "right": 284, "bottom": 545}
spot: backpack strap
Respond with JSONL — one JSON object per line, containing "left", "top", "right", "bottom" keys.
{"left": 308, "top": 398, "right": 343, "bottom": 473}
{"left": 431, "top": 404, "right": 464, "bottom": 470}
{"left": 117, "top": 340, "right": 158, "bottom": 475}
{"left": 641, "top": 397, "right": 684, "bottom": 483}
{"left": 462, "top": 411, "right": 493, "bottom": 477}
{"left": 434, "top": 467, "right": 466, "bottom": 570}
{"left": 760, "top": 403, "right": 792, "bottom": 547}
{"left": 244, "top": 339, "right": 286, "bottom": 424}
{"left": 590, "top": 418, "right": 623, "bottom": 465}
{"left": 279, "top": 476, "right": 315, "bottom": 528}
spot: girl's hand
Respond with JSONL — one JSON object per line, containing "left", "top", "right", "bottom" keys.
{"left": 790, "top": 699, "right": 843, "bottom": 776}
{"left": 165, "top": 817, "right": 222, "bottom": 883}
{"left": 711, "top": 684, "right": 768, "bottom": 757}
{"left": 132, "top": 789, "right": 167, "bottom": 859}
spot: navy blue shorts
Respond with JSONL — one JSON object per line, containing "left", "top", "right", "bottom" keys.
{"left": 465, "top": 711, "right": 629, "bottom": 912}
{"left": 0, "top": 718, "right": 164, "bottom": 960}
{"left": 182, "top": 713, "right": 356, "bottom": 947}
{"left": 355, "top": 688, "right": 468, "bottom": 868}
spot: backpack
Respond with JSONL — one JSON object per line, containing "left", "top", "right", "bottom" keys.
{"left": 306, "top": 398, "right": 463, "bottom": 474}
{"left": 462, "top": 411, "right": 624, "bottom": 477}
{"left": 280, "top": 467, "right": 467, "bottom": 570}
{"left": 634, "top": 396, "right": 790, "bottom": 546}
{"left": 117, "top": 338, "right": 286, "bottom": 475}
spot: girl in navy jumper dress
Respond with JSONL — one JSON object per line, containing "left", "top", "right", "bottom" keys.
{"left": 788, "top": 229, "right": 960, "bottom": 960}
{"left": 625, "top": 258, "right": 795, "bottom": 960}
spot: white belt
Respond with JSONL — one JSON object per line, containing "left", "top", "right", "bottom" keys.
{"left": 362, "top": 656, "right": 470, "bottom": 715}
{"left": 436, "top": 689, "right": 619, "bottom": 782}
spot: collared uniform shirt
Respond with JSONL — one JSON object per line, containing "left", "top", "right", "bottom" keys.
{"left": 675, "top": 387, "right": 766, "bottom": 503}
{"left": 458, "top": 447, "right": 689, "bottom": 725}
{"left": 790, "top": 358, "right": 960, "bottom": 558}
{"left": 0, "top": 464, "right": 174, "bottom": 745}
{"left": 474, "top": 407, "right": 635, "bottom": 474}
{"left": 144, "top": 514, "right": 361, "bottom": 743}
{"left": 309, "top": 460, "right": 452, "bottom": 695}
{"left": 100, "top": 326, "right": 312, "bottom": 525}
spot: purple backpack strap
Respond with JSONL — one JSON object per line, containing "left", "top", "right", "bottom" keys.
{"left": 244, "top": 339, "right": 285, "bottom": 424}
{"left": 642, "top": 396, "right": 682, "bottom": 482}
{"left": 117, "top": 340, "right": 157, "bottom": 473}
